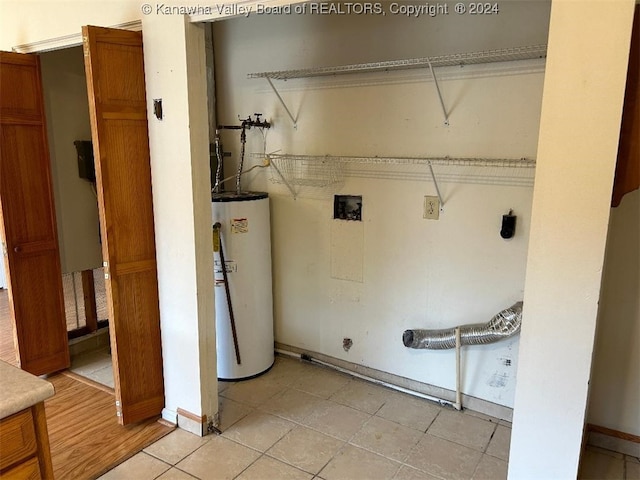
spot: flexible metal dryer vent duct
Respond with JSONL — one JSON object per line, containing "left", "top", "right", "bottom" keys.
{"left": 403, "top": 301, "right": 523, "bottom": 350}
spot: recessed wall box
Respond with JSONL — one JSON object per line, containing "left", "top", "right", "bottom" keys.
{"left": 334, "top": 195, "right": 362, "bottom": 221}
{"left": 74, "top": 140, "right": 95, "bottom": 182}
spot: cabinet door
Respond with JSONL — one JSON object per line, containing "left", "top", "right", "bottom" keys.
{"left": 82, "top": 26, "right": 164, "bottom": 425}
{"left": 0, "top": 51, "right": 69, "bottom": 375}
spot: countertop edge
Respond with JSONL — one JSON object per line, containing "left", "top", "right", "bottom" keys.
{"left": 0, "top": 361, "right": 55, "bottom": 420}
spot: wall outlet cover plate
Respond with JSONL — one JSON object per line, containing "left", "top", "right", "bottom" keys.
{"left": 424, "top": 196, "right": 440, "bottom": 220}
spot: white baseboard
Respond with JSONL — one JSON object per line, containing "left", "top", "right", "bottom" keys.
{"left": 161, "top": 408, "right": 177, "bottom": 426}
{"left": 275, "top": 342, "right": 513, "bottom": 422}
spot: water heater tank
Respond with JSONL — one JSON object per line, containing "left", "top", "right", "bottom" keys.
{"left": 212, "top": 191, "right": 274, "bottom": 380}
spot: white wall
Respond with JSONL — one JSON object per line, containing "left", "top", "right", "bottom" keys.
{"left": 509, "top": 1, "right": 635, "bottom": 478}
{"left": 0, "top": 0, "right": 305, "bottom": 51}
{"left": 588, "top": 189, "right": 640, "bottom": 437}
{"left": 0, "top": 1, "right": 143, "bottom": 50}
{"left": 143, "top": 14, "right": 217, "bottom": 432}
{"left": 213, "top": 3, "right": 550, "bottom": 408}
{"left": 40, "top": 47, "right": 102, "bottom": 274}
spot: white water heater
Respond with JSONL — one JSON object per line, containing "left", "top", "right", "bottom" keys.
{"left": 212, "top": 192, "right": 274, "bottom": 380}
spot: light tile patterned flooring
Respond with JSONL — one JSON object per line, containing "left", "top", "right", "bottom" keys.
{"left": 580, "top": 446, "right": 640, "bottom": 480}
{"left": 100, "top": 356, "right": 509, "bottom": 480}
{"left": 70, "top": 346, "right": 115, "bottom": 389}
{"left": 98, "top": 355, "right": 640, "bottom": 480}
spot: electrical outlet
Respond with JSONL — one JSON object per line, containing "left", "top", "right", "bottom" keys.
{"left": 424, "top": 196, "right": 440, "bottom": 220}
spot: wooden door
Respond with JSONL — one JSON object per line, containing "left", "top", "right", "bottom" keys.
{"left": 612, "top": 5, "right": 639, "bottom": 207}
{"left": 82, "top": 26, "right": 164, "bottom": 425}
{"left": 0, "top": 52, "right": 69, "bottom": 375}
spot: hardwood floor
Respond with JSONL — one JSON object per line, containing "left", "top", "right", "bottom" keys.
{"left": 45, "top": 373, "right": 173, "bottom": 479}
{"left": 1, "top": 289, "right": 173, "bottom": 479}
{"left": 0, "top": 288, "right": 18, "bottom": 365}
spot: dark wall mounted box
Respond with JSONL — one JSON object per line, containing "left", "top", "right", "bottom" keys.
{"left": 74, "top": 140, "right": 96, "bottom": 182}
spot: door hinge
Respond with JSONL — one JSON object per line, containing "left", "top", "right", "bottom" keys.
{"left": 82, "top": 35, "right": 90, "bottom": 57}
{"left": 103, "top": 261, "right": 109, "bottom": 279}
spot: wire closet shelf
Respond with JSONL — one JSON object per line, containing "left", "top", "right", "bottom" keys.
{"left": 248, "top": 45, "right": 547, "bottom": 80}
{"left": 259, "top": 153, "right": 537, "bottom": 198}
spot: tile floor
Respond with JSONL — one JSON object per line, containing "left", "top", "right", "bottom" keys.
{"left": 100, "top": 355, "right": 509, "bottom": 480}
{"left": 579, "top": 446, "right": 640, "bottom": 480}
{"left": 70, "top": 346, "right": 115, "bottom": 389}
{"left": 86, "top": 354, "right": 637, "bottom": 480}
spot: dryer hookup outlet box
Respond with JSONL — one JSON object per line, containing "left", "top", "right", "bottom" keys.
{"left": 334, "top": 195, "right": 362, "bottom": 221}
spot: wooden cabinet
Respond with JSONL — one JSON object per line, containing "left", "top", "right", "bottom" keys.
{"left": 0, "top": 402, "right": 53, "bottom": 480}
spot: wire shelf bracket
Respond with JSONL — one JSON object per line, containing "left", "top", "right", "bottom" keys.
{"left": 426, "top": 57, "right": 449, "bottom": 126}
{"left": 269, "top": 155, "right": 298, "bottom": 198}
{"left": 265, "top": 77, "right": 298, "bottom": 129}
{"left": 427, "top": 161, "right": 445, "bottom": 208}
